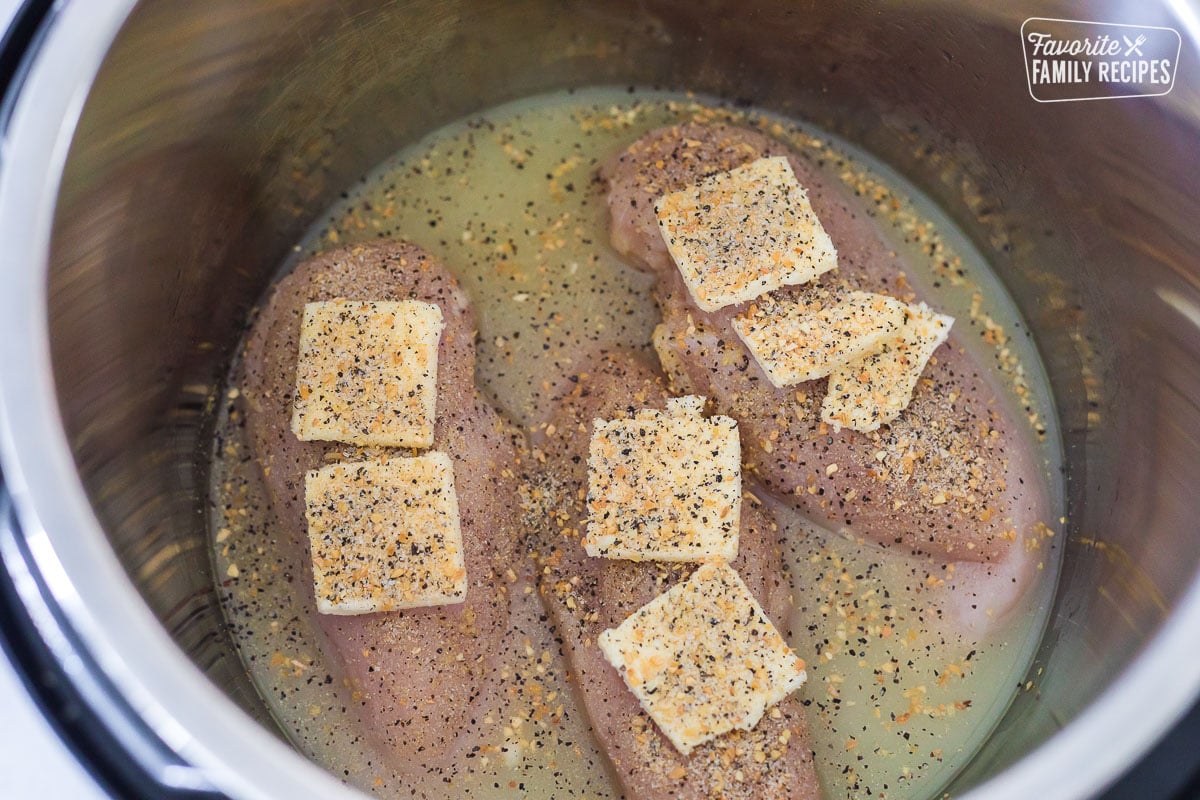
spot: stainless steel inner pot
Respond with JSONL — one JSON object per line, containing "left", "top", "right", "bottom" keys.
{"left": 2, "top": 1, "right": 1199, "bottom": 798}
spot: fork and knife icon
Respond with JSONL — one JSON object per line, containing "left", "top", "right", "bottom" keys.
{"left": 1123, "top": 34, "right": 1148, "bottom": 56}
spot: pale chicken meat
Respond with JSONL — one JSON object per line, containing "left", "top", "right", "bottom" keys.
{"left": 238, "top": 241, "right": 523, "bottom": 773}
{"left": 601, "top": 123, "right": 1048, "bottom": 570}
{"left": 527, "top": 349, "right": 822, "bottom": 800}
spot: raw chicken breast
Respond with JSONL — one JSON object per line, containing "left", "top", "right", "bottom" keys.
{"left": 238, "top": 241, "right": 523, "bottom": 773}
{"left": 601, "top": 123, "right": 1047, "bottom": 570}
{"left": 527, "top": 349, "right": 822, "bottom": 800}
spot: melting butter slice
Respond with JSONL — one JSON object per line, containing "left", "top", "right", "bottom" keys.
{"left": 305, "top": 453, "right": 466, "bottom": 615}
{"left": 598, "top": 562, "right": 807, "bottom": 755}
{"left": 821, "top": 303, "right": 954, "bottom": 433}
{"left": 292, "top": 299, "right": 443, "bottom": 448}
{"left": 654, "top": 156, "right": 838, "bottom": 312}
{"left": 734, "top": 291, "right": 909, "bottom": 387}
{"left": 585, "top": 395, "right": 741, "bottom": 562}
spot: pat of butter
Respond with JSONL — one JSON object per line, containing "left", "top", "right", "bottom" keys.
{"left": 597, "top": 562, "right": 807, "bottom": 755}
{"left": 292, "top": 299, "right": 443, "bottom": 448}
{"left": 734, "top": 291, "right": 909, "bottom": 387}
{"left": 654, "top": 156, "right": 838, "bottom": 312}
{"left": 585, "top": 396, "right": 741, "bottom": 562}
{"left": 821, "top": 303, "right": 954, "bottom": 433}
{"left": 305, "top": 453, "right": 466, "bottom": 615}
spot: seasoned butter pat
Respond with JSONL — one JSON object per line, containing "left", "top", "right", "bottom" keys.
{"left": 292, "top": 299, "right": 443, "bottom": 447}
{"left": 585, "top": 396, "right": 741, "bottom": 562}
{"left": 734, "top": 291, "right": 909, "bottom": 387}
{"left": 822, "top": 303, "right": 954, "bottom": 432}
{"left": 305, "top": 453, "right": 466, "bottom": 615}
{"left": 654, "top": 156, "right": 838, "bottom": 312}
{"left": 597, "top": 562, "right": 807, "bottom": 755}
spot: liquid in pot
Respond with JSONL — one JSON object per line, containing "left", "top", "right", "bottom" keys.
{"left": 209, "top": 88, "right": 1063, "bottom": 800}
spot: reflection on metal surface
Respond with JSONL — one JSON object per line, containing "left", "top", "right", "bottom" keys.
{"left": 1158, "top": 286, "right": 1200, "bottom": 329}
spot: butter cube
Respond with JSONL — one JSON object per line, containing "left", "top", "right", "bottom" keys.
{"left": 585, "top": 396, "right": 740, "bottom": 562}
{"left": 292, "top": 299, "right": 443, "bottom": 447}
{"left": 734, "top": 291, "right": 909, "bottom": 387}
{"left": 598, "top": 562, "right": 807, "bottom": 755}
{"left": 654, "top": 156, "right": 838, "bottom": 312}
{"left": 305, "top": 452, "right": 466, "bottom": 614}
{"left": 822, "top": 302, "right": 954, "bottom": 432}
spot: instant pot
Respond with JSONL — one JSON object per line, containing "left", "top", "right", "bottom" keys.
{"left": 2, "top": 1, "right": 1200, "bottom": 798}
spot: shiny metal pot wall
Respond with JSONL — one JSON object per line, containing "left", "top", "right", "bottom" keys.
{"left": 2, "top": 1, "right": 1199, "bottom": 798}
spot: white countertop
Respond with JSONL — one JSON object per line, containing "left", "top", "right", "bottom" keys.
{"left": 0, "top": 650, "right": 108, "bottom": 798}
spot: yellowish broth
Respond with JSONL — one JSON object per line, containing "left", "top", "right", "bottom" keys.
{"left": 210, "top": 88, "right": 1063, "bottom": 800}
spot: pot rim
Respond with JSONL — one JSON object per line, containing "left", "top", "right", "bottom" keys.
{"left": 0, "top": 2, "right": 1197, "bottom": 799}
